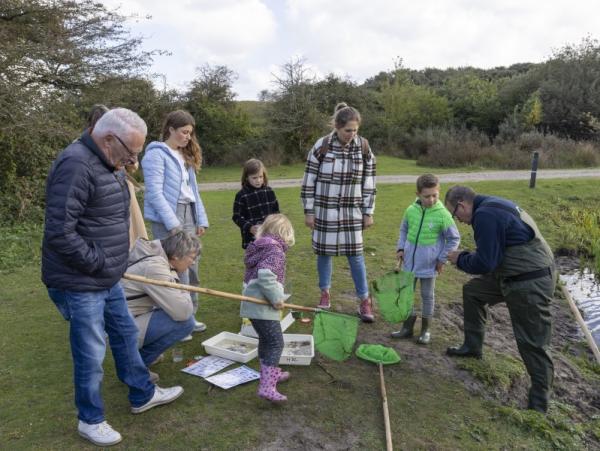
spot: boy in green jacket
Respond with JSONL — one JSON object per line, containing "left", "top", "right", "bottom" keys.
{"left": 392, "top": 174, "right": 460, "bottom": 343}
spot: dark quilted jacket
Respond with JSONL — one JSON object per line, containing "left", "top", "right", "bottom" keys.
{"left": 42, "top": 131, "right": 131, "bottom": 291}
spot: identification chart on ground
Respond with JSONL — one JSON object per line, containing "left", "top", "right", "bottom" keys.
{"left": 181, "top": 355, "right": 235, "bottom": 378}
{"left": 204, "top": 365, "right": 260, "bottom": 389}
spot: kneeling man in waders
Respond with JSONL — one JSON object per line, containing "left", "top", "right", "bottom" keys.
{"left": 445, "top": 185, "right": 556, "bottom": 413}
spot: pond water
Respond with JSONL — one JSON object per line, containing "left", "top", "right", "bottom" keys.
{"left": 560, "top": 269, "right": 600, "bottom": 347}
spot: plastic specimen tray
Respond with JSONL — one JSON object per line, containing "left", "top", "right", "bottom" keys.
{"left": 201, "top": 331, "right": 258, "bottom": 363}
{"left": 279, "top": 334, "right": 315, "bottom": 366}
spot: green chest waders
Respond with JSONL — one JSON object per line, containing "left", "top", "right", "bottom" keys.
{"left": 462, "top": 205, "right": 556, "bottom": 412}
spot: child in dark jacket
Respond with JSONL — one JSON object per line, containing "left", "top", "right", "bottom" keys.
{"left": 232, "top": 159, "right": 280, "bottom": 249}
{"left": 241, "top": 214, "right": 295, "bottom": 403}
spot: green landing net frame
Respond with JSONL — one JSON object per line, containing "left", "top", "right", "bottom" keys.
{"left": 372, "top": 270, "right": 415, "bottom": 323}
{"left": 355, "top": 344, "right": 401, "bottom": 365}
{"left": 313, "top": 310, "right": 360, "bottom": 362}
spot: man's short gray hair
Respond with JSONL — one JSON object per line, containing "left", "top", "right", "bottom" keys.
{"left": 92, "top": 107, "right": 147, "bottom": 139}
{"left": 445, "top": 185, "right": 477, "bottom": 207}
{"left": 160, "top": 231, "right": 201, "bottom": 260}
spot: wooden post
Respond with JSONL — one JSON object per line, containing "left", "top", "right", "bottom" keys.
{"left": 529, "top": 151, "right": 539, "bottom": 188}
{"left": 561, "top": 284, "right": 600, "bottom": 364}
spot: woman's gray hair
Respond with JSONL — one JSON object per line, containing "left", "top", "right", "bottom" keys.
{"left": 92, "top": 107, "right": 147, "bottom": 139}
{"left": 160, "top": 231, "right": 201, "bottom": 260}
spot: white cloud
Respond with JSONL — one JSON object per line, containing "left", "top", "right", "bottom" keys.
{"left": 101, "top": 0, "right": 599, "bottom": 99}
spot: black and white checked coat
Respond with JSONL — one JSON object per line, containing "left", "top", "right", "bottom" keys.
{"left": 232, "top": 185, "right": 280, "bottom": 248}
{"left": 301, "top": 132, "right": 376, "bottom": 256}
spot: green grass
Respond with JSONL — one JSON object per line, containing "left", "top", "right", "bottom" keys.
{"left": 1, "top": 178, "right": 599, "bottom": 449}
{"left": 198, "top": 155, "right": 481, "bottom": 183}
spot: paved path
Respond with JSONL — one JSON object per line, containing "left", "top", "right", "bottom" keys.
{"left": 199, "top": 168, "right": 600, "bottom": 191}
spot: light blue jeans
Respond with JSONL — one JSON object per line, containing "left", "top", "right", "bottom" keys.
{"left": 47, "top": 283, "right": 155, "bottom": 424}
{"left": 139, "top": 310, "right": 195, "bottom": 367}
{"left": 317, "top": 254, "right": 369, "bottom": 299}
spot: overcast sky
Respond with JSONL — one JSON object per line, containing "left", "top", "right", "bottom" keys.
{"left": 102, "top": 0, "right": 599, "bottom": 100}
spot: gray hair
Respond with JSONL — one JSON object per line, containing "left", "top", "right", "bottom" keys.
{"left": 92, "top": 107, "right": 147, "bottom": 139}
{"left": 160, "top": 231, "right": 201, "bottom": 260}
{"left": 445, "top": 185, "right": 477, "bottom": 207}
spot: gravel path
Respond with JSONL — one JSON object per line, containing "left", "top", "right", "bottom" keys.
{"left": 198, "top": 168, "right": 600, "bottom": 191}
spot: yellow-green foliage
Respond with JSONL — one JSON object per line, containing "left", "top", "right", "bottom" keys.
{"left": 456, "top": 353, "right": 525, "bottom": 389}
{"left": 555, "top": 207, "right": 600, "bottom": 272}
{"left": 497, "top": 403, "right": 586, "bottom": 450}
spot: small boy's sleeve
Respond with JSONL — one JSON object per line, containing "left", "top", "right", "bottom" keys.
{"left": 396, "top": 218, "right": 409, "bottom": 251}
{"left": 438, "top": 223, "right": 461, "bottom": 264}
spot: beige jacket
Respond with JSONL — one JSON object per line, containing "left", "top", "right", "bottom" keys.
{"left": 127, "top": 179, "right": 148, "bottom": 250}
{"left": 121, "top": 239, "right": 193, "bottom": 347}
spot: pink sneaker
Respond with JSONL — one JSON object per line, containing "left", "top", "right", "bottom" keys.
{"left": 257, "top": 365, "right": 287, "bottom": 403}
{"left": 317, "top": 289, "right": 331, "bottom": 309}
{"left": 358, "top": 296, "right": 375, "bottom": 323}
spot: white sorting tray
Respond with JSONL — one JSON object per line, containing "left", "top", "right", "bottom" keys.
{"left": 201, "top": 331, "right": 258, "bottom": 363}
{"left": 240, "top": 312, "right": 295, "bottom": 338}
{"left": 279, "top": 334, "right": 314, "bottom": 366}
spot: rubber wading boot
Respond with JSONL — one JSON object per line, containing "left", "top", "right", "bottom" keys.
{"left": 391, "top": 315, "right": 417, "bottom": 339}
{"left": 527, "top": 386, "right": 549, "bottom": 413}
{"left": 446, "top": 331, "right": 483, "bottom": 359}
{"left": 416, "top": 317, "right": 431, "bottom": 345}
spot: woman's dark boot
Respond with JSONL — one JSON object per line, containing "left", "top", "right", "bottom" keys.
{"left": 391, "top": 315, "right": 416, "bottom": 338}
{"left": 416, "top": 317, "right": 431, "bottom": 344}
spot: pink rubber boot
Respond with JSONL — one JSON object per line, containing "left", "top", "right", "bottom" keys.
{"left": 257, "top": 365, "right": 287, "bottom": 403}
{"left": 277, "top": 369, "right": 290, "bottom": 383}
{"left": 260, "top": 359, "right": 289, "bottom": 383}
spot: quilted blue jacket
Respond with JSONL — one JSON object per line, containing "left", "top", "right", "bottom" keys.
{"left": 42, "top": 131, "right": 131, "bottom": 291}
{"left": 141, "top": 141, "right": 208, "bottom": 231}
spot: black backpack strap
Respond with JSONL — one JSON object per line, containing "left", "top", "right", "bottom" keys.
{"left": 316, "top": 135, "right": 330, "bottom": 163}
{"left": 361, "top": 137, "right": 371, "bottom": 161}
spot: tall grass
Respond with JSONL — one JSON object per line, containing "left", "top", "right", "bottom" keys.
{"left": 554, "top": 208, "right": 600, "bottom": 273}
{"left": 414, "top": 128, "right": 600, "bottom": 169}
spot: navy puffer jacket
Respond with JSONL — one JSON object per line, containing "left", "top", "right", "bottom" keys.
{"left": 42, "top": 131, "right": 131, "bottom": 291}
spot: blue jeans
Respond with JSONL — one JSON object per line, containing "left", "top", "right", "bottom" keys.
{"left": 317, "top": 254, "right": 369, "bottom": 299}
{"left": 139, "top": 310, "right": 195, "bottom": 367}
{"left": 48, "top": 283, "right": 155, "bottom": 424}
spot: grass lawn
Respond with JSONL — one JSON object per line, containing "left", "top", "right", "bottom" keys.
{"left": 1, "top": 178, "right": 599, "bottom": 449}
{"left": 198, "top": 155, "right": 482, "bottom": 183}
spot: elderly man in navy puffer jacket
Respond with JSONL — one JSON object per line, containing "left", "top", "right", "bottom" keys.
{"left": 42, "top": 108, "right": 184, "bottom": 447}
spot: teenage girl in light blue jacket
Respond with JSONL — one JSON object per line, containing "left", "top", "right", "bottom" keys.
{"left": 142, "top": 110, "right": 208, "bottom": 335}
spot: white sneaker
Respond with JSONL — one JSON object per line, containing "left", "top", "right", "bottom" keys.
{"left": 131, "top": 386, "right": 184, "bottom": 414}
{"left": 78, "top": 420, "right": 122, "bottom": 446}
{"left": 180, "top": 334, "right": 193, "bottom": 342}
{"left": 193, "top": 320, "right": 207, "bottom": 333}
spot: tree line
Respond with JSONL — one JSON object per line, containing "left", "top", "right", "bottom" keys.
{"left": 1, "top": 0, "right": 599, "bottom": 224}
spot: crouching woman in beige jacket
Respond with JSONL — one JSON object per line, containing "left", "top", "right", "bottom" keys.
{"left": 122, "top": 232, "right": 200, "bottom": 376}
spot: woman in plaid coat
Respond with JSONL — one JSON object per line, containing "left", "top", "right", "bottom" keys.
{"left": 301, "top": 103, "right": 377, "bottom": 322}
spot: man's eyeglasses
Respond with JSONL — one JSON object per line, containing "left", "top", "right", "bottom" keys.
{"left": 451, "top": 202, "right": 461, "bottom": 219}
{"left": 112, "top": 134, "right": 137, "bottom": 160}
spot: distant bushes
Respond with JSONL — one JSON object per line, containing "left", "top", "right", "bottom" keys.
{"left": 414, "top": 128, "right": 600, "bottom": 169}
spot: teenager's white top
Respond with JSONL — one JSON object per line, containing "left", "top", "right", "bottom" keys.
{"left": 167, "top": 145, "right": 195, "bottom": 203}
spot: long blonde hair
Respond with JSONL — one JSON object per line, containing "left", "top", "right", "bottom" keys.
{"left": 160, "top": 110, "right": 202, "bottom": 170}
{"left": 256, "top": 214, "right": 295, "bottom": 246}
